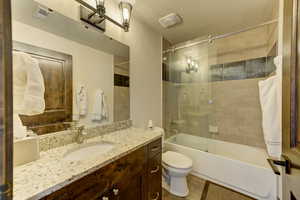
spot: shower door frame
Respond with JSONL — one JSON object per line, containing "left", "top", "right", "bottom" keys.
{"left": 282, "top": 0, "right": 300, "bottom": 199}
{"left": 0, "top": 0, "right": 13, "bottom": 199}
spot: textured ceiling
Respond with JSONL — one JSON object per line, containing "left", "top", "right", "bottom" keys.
{"left": 133, "top": 0, "right": 275, "bottom": 44}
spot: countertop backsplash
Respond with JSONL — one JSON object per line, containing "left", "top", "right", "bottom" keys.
{"left": 39, "top": 120, "right": 132, "bottom": 152}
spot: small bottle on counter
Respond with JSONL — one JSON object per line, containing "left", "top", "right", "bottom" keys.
{"left": 148, "top": 120, "right": 154, "bottom": 130}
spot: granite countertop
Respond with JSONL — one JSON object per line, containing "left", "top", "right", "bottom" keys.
{"left": 13, "top": 127, "right": 163, "bottom": 200}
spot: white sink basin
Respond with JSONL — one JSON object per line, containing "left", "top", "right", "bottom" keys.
{"left": 63, "top": 141, "right": 115, "bottom": 162}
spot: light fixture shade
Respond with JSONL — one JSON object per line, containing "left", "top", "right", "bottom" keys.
{"left": 187, "top": 57, "right": 191, "bottom": 65}
{"left": 95, "top": 0, "right": 105, "bottom": 17}
{"left": 119, "top": 0, "right": 135, "bottom": 32}
{"left": 195, "top": 63, "right": 199, "bottom": 72}
{"left": 95, "top": 0, "right": 105, "bottom": 7}
{"left": 191, "top": 60, "right": 195, "bottom": 67}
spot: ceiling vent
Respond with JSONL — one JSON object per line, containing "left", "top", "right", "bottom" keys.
{"left": 159, "top": 13, "right": 183, "bottom": 28}
{"left": 35, "top": 6, "right": 53, "bottom": 19}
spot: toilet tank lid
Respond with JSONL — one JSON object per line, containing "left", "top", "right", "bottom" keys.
{"left": 162, "top": 151, "right": 192, "bottom": 169}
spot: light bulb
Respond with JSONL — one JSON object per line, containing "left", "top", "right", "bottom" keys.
{"left": 122, "top": 7, "right": 130, "bottom": 21}
{"left": 187, "top": 57, "right": 191, "bottom": 64}
{"left": 191, "top": 60, "right": 195, "bottom": 66}
{"left": 95, "top": 0, "right": 105, "bottom": 7}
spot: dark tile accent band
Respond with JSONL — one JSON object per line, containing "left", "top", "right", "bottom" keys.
{"left": 114, "top": 74, "right": 129, "bottom": 87}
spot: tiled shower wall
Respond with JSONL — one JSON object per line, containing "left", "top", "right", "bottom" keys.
{"left": 114, "top": 63, "right": 130, "bottom": 122}
{"left": 163, "top": 24, "right": 277, "bottom": 149}
{"left": 163, "top": 79, "right": 268, "bottom": 148}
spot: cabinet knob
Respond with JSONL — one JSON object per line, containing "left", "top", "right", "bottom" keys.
{"left": 152, "top": 192, "right": 160, "bottom": 200}
{"left": 102, "top": 197, "right": 109, "bottom": 200}
{"left": 113, "top": 188, "right": 119, "bottom": 195}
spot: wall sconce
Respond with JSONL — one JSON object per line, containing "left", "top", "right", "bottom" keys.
{"left": 186, "top": 57, "right": 199, "bottom": 73}
{"left": 76, "top": 0, "right": 135, "bottom": 32}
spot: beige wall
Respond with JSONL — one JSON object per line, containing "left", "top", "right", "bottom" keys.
{"left": 211, "top": 25, "right": 269, "bottom": 65}
{"left": 12, "top": 20, "right": 114, "bottom": 126}
{"left": 35, "top": 0, "right": 163, "bottom": 128}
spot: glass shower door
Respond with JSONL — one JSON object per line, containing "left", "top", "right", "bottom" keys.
{"left": 163, "top": 39, "right": 214, "bottom": 152}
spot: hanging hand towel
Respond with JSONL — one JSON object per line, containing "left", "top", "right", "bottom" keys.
{"left": 76, "top": 86, "right": 88, "bottom": 116}
{"left": 92, "top": 89, "right": 108, "bottom": 121}
{"left": 258, "top": 56, "right": 282, "bottom": 158}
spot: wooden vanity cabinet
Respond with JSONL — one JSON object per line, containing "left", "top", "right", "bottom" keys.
{"left": 147, "top": 139, "right": 162, "bottom": 200}
{"left": 41, "top": 138, "right": 162, "bottom": 200}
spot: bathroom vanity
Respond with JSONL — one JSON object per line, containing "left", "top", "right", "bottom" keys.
{"left": 13, "top": 128, "right": 163, "bottom": 200}
{"left": 43, "top": 138, "right": 162, "bottom": 200}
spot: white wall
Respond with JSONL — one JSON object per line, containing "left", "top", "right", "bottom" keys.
{"left": 12, "top": 20, "right": 114, "bottom": 126}
{"left": 35, "top": 0, "right": 163, "bottom": 128}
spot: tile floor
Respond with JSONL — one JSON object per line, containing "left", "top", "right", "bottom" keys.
{"left": 162, "top": 175, "right": 255, "bottom": 200}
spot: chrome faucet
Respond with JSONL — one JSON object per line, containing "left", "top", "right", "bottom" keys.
{"left": 66, "top": 122, "right": 87, "bottom": 144}
{"left": 75, "top": 125, "right": 86, "bottom": 144}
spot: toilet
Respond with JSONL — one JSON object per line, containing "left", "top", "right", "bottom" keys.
{"left": 162, "top": 151, "right": 193, "bottom": 197}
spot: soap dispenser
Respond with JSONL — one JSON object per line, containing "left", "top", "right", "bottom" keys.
{"left": 148, "top": 120, "right": 154, "bottom": 130}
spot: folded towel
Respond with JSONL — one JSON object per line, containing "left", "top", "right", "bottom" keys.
{"left": 92, "top": 89, "right": 108, "bottom": 121}
{"left": 13, "top": 51, "right": 45, "bottom": 116}
{"left": 13, "top": 113, "right": 28, "bottom": 139}
{"left": 76, "top": 85, "right": 88, "bottom": 116}
{"left": 258, "top": 56, "right": 282, "bottom": 158}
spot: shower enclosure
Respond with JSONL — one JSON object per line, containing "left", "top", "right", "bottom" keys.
{"left": 162, "top": 20, "right": 279, "bottom": 200}
{"left": 163, "top": 20, "right": 278, "bottom": 149}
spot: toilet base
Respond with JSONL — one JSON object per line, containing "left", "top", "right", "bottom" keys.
{"left": 162, "top": 173, "right": 189, "bottom": 197}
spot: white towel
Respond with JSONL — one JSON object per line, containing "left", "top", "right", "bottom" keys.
{"left": 13, "top": 114, "right": 28, "bottom": 139}
{"left": 76, "top": 86, "right": 88, "bottom": 116}
{"left": 258, "top": 56, "right": 282, "bottom": 158}
{"left": 92, "top": 89, "right": 108, "bottom": 121}
{"left": 13, "top": 51, "right": 45, "bottom": 115}
{"left": 13, "top": 52, "right": 45, "bottom": 139}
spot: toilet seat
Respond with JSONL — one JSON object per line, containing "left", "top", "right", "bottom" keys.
{"left": 162, "top": 151, "right": 193, "bottom": 169}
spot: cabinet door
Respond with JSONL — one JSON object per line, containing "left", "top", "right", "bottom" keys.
{"left": 116, "top": 175, "right": 143, "bottom": 200}
{"left": 148, "top": 154, "right": 162, "bottom": 200}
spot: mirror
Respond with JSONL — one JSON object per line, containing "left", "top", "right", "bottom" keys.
{"left": 11, "top": 0, "right": 130, "bottom": 137}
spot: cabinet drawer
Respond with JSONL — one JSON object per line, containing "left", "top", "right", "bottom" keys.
{"left": 148, "top": 154, "right": 162, "bottom": 200}
{"left": 148, "top": 138, "right": 162, "bottom": 158}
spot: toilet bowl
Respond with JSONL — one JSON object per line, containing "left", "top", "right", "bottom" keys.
{"left": 162, "top": 151, "right": 193, "bottom": 197}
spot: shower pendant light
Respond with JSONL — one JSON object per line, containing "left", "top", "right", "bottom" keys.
{"left": 185, "top": 57, "right": 199, "bottom": 73}
{"left": 119, "top": 0, "right": 135, "bottom": 32}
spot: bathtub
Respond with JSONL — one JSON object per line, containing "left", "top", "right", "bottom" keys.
{"left": 164, "top": 133, "right": 278, "bottom": 200}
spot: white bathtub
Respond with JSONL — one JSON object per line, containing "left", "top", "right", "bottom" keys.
{"left": 164, "top": 133, "right": 278, "bottom": 200}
